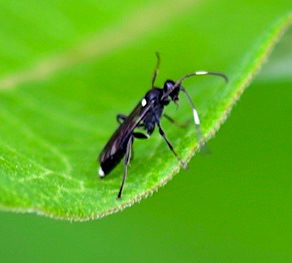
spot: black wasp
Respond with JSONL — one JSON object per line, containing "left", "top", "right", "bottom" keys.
{"left": 98, "top": 53, "right": 228, "bottom": 198}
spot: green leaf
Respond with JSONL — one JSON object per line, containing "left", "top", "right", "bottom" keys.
{"left": 0, "top": 0, "right": 291, "bottom": 220}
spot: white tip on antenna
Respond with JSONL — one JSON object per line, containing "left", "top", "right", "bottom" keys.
{"left": 192, "top": 109, "right": 200, "bottom": 125}
{"left": 195, "top": 71, "right": 208, "bottom": 75}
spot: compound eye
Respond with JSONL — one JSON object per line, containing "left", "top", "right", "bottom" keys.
{"left": 163, "top": 80, "right": 175, "bottom": 93}
{"left": 166, "top": 81, "right": 173, "bottom": 89}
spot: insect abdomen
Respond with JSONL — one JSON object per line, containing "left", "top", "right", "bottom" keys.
{"left": 99, "top": 147, "right": 126, "bottom": 177}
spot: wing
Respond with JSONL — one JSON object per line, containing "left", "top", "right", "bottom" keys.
{"left": 99, "top": 99, "right": 153, "bottom": 163}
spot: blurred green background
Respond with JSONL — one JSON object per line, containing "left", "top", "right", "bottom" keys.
{"left": 0, "top": 0, "right": 291, "bottom": 262}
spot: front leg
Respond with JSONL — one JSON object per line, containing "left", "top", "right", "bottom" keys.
{"left": 156, "top": 121, "right": 188, "bottom": 170}
{"left": 163, "top": 113, "right": 191, "bottom": 128}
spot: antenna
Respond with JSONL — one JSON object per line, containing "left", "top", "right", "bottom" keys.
{"left": 163, "top": 71, "right": 228, "bottom": 144}
{"left": 151, "top": 52, "right": 161, "bottom": 87}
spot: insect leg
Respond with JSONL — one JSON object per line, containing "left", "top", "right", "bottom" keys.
{"left": 163, "top": 114, "right": 190, "bottom": 128}
{"left": 117, "top": 114, "right": 127, "bottom": 125}
{"left": 117, "top": 135, "right": 134, "bottom": 199}
{"left": 151, "top": 52, "right": 161, "bottom": 87}
{"left": 156, "top": 121, "right": 188, "bottom": 170}
{"left": 117, "top": 114, "right": 144, "bottom": 128}
{"left": 133, "top": 132, "right": 149, "bottom": 139}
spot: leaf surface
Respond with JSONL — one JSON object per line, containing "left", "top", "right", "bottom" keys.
{"left": 0, "top": 0, "right": 291, "bottom": 220}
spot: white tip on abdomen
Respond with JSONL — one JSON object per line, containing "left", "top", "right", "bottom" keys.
{"left": 98, "top": 166, "right": 105, "bottom": 177}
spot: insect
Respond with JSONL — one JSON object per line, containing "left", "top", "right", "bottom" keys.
{"left": 98, "top": 53, "right": 228, "bottom": 199}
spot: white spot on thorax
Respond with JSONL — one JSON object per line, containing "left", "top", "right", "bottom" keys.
{"left": 141, "top": 98, "right": 147, "bottom": 107}
{"left": 98, "top": 166, "right": 105, "bottom": 177}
